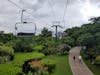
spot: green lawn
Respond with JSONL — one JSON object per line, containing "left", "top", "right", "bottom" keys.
{"left": 0, "top": 52, "right": 45, "bottom": 75}
{"left": 43, "top": 55, "right": 73, "bottom": 75}
{"left": 0, "top": 53, "right": 72, "bottom": 75}
{"left": 83, "top": 58, "right": 100, "bottom": 75}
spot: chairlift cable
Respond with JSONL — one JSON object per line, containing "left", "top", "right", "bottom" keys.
{"left": 48, "top": 0, "right": 56, "bottom": 20}
{"left": 7, "top": 0, "right": 49, "bottom": 25}
{"left": 62, "top": 0, "right": 69, "bottom": 27}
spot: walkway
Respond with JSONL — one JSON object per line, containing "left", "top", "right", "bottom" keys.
{"left": 69, "top": 47, "right": 94, "bottom": 75}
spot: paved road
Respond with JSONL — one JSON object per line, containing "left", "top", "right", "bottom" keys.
{"left": 69, "top": 47, "right": 94, "bottom": 75}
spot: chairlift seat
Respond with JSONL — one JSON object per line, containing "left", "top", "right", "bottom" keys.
{"left": 15, "top": 22, "right": 36, "bottom": 37}
{"left": 17, "top": 32, "right": 35, "bottom": 37}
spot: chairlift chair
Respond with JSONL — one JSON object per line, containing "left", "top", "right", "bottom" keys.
{"left": 15, "top": 22, "right": 36, "bottom": 37}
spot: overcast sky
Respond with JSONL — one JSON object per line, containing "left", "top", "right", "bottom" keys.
{"left": 0, "top": 0, "right": 100, "bottom": 34}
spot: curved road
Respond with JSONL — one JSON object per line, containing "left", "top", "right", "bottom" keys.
{"left": 69, "top": 47, "right": 94, "bottom": 75}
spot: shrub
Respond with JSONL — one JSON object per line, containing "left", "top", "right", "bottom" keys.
{"left": 13, "top": 39, "right": 34, "bottom": 52}
{"left": 0, "top": 42, "right": 3, "bottom": 46}
{"left": 41, "top": 47, "right": 57, "bottom": 55}
{"left": 34, "top": 45, "right": 44, "bottom": 52}
{"left": 0, "top": 56, "right": 2, "bottom": 63}
{"left": 0, "top": 55, "right": 13, "bottom": 64}
{"left": 57, "top": 44, "right": 71, "bottom": 55}
{"left": 42, "top": 59, "right": 56, "bottom": 73}
{"left": 42, "top": 70, "right": 49, "bottom": 75}
{"left": 94, "top": 56, "right": 100, "bottom": 65}
{"left": 0, "top": 45, "right": 14, "bottom": 56}
{"left": 0, "top": 56, "right": 2, "bottom": 60}
{"left": 0, "top": 45, "right": 14, "bottom": 63}
{"left": 22, "top": 59, "right": 56, "bottom": 75}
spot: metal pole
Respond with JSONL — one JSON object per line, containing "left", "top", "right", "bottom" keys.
{"left": 21, "top": 9, "right": 25, "bottom": 23}
{"left": 15, "top": 23, "right": 18, "bottom": 36}
{"left": 52, "top": 25, "right": 62, "bottom": 42}
{"left": 55, "top": 26, "right": 58, "bottom": 42}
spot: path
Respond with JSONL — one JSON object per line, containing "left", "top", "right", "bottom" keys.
{"left": 69, "top": 47, "right": 94, "bottom": 75}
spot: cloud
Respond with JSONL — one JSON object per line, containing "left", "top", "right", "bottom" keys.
{"left": 19, "top": 0, "right": 47, "bottom": 11}
{"left": 81, "top": 0, "right": 100, "bottom": 19}
{"left": 0, "top": 0, "right": 100, "bottom": 34}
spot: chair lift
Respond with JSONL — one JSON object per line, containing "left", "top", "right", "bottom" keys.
{"left": 15, "top": 9, "right": 37, "bottom": 37}
{"left": 15, "top": 22, "right": 36, "bottom": 37}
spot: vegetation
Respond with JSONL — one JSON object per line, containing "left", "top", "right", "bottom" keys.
{"left": 57, "top": 44, "right": 71, "bottom": 55}
{"left": 61, "top": 37, "right": 75, "bottom": 47}
{"left": 51, "top": 55, "right": 73, "bottom": 75}
{"left": 64, "top": 17, "right": 100, "bottom": 64}
{"left": 13, "top": 38, "right": 34, "bottom": 52}
{"left": 64, "top": 17, "right": 100, "bottom": 75}
{"left": 83, "top": 58, "right": 100, "bottom": 75}
{"left": 22, "top": 58, "right": 56, "bottom": 75}
{"left": 34, "top": 45, "right": 44, "bottom": 52}
{"left": 0, "top": 45, "right": 14, "bottom": 63}
{"left": 41, "top": 27, "right": 52, "bottom": 37}
{"left": 0, "top": 16, "right": 100, "bottom": 75}
{"left": 0, "top": 45, "right": 14, "bottom": 56}
{"left": 0, "top": 27, "right": 73, "bottom": 75}
{"left": 0, "top": 52, "right": 45, "bottom": 75}
{"left": 0, "top": 53, "right": 72, "bottom": 75}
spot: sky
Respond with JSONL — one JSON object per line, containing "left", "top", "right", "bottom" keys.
{"left": 0, "top": 0, "right": 100, "bottom": 34}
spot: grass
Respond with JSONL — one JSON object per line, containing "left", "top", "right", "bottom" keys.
{"left": 0, "top": 52, "right": 45, "bottom": 75}
{"left": 43, "top": 55, "right": 73, "bottom": 75}
{"left": 0, "top": 53, "right": 72, "bottom": 75}
{"left": 83, "top": 58, "right": 100, "bottom": 75}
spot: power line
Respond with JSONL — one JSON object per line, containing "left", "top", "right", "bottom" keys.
{"left": 48, "top": 0, "right": 56, "bottom": 20}
{"left": 62, "top": 0, "right": 69, "bottom": 27}
{"left": 7, "top": 0, "right": 49, "bottom": 25}
{"left": 63, "top": 0, "right": 69, "bottom": 20}
{"left": 8, "top": 0, "right": 23, "bottom": 9}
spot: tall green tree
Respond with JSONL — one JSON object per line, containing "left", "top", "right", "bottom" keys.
{"left": 41, "top": 28, "right": 52, "bottom": 37}
{"left": 76, "top": 33, "right": 95, "bottom": 48}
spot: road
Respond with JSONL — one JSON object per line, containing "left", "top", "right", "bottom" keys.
{"left": 69, "top": 47, "right": 94, "bottom": 75}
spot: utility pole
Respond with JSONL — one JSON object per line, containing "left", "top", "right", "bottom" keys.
{"left": 52, "top": 22, "right": 63, "bottom": 42}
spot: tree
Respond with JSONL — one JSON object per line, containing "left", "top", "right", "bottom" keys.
{"left": 0, "top": 33, "right": 15, "bottom": 43}
{"left": 89, "top": 17, "right": 100, "bottom": 23}
{"left": 64, "top": 27, "right": 80, "bottom": 36}
{"left": 41, "top": 28, "right": 52, "bottom": 37}
{"left": 95, "top": 32, "right": 100, "bottom": 45}
{"left": 76, "top": 33, "right": 95, "bottom": 48}
{"left": 61, "top": 37, "right": 74, "bottom": 47}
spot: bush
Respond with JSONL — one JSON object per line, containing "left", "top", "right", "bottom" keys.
{"left": 0, "top": 45, "right": 14, "bottom": 56}
{"left": 41, "top": 47, "right": 57, "bottom": 55}
{"left": 34, "top": 45, "right": 44, "bottom": 52}
{"left": 13, "top": 39, "right": 34, "bottom": 52}
{"left": 0, "top": 56, "right": 2, "bottom": 60}
{"left": 93, "top": 45, "right": 100, "bottom": 55}
{"left": 0, "top": 55, "right": 13, "bottom": 64}
{"left": 57, "top": 44, "right": 71, "bottom": 55}
{"left": 94, "top": 56, "right": 100, "bottom": 65}
{"left": 42, "top": 71, "right": 49, "bottom": 75}
{"left": 0, "top": 45, "right": 14, "bottom": 63}
{"left": 0, "top": 42, "right": 3, "bottom": 46}
{"left": 22, "top": 59, "right": 56, "bottom": 75}
{"left": 0, "top": 56, "right": 2, "bottom": 62}
{"left": 42, "top": 59, "right": 56, "bottom": 73}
